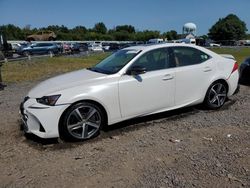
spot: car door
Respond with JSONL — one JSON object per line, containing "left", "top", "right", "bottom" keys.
{"left": 119, "top": 48, "right": 176, "bottom": 118}
{"left": 170, "top": 46, "right": 215, "bottom": 106}
{"left": 30, "top": 43, "right": 40, "bottom": 54}
{"left": 39, "top": 43, "right": 49, "bottom": 54}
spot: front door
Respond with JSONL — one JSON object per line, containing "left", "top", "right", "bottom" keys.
{"left": 119, "top": 48, "right": 176, "bottom": 118}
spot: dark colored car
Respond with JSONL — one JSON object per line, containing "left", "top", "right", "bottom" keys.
{"left": 55, "top": 42, "right": 64, "bottom": 53}
{"left": 69, "top": 42, "right": 80, "bottom": 52}
{"left": 239, "top": 57, "right": 250, "bottom": 84}
{"left": 109, "top": 43, "right": 121, "bottom": 51}
{"left": 17, "top": 42, "right": 59, "bottom": 56}
{"left": 78, "top": 42, "right": 88, "bottom": 52}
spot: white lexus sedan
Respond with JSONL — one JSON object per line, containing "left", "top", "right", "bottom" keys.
{"left": 20, "top": 43, "right": 239, "bottom": 141}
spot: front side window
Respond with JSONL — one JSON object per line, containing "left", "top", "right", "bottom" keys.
{"left": 130, "top": 48, "right": 173, "bottom": 72}
{"left": 169, "top": 47, "right": 210, "bottom": 67}
{"left": 89, "top": 49, "right": 140, "bottom": 74}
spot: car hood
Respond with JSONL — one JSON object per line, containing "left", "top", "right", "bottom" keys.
{"left": 28, "top": 69, "right": 107, "bottom": 98}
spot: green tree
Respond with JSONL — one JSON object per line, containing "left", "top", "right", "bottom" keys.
{"left": 135, "top": 30, "right": 160, "bottom": 41}
{"left": 93, "top": 22, "right": 107, "bottom": 34}
{"left": 162, "top": 30, "right": 177, "bottom": 40}
{"left": 0, "top": 24, "right": 24, "bottom": 40}
{"left": 116, "top": 25, "right": 135, "bottom": 33}
{"left": 208, "top": 14, "right": 247, "bottom": 41}
{"left": 246, "top": 33, "right": 250, "bottom": 40}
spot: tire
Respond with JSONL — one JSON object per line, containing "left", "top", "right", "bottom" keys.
{"left": 23, "top": 51, "right": 30, "bottom": 57}
{"left": 0, "top": 51, "right": 4, "bottom": 61}
{"left": 59, "top": 102, "right": 105, "bottom": 141}
{"left": 48, "top": 50, "right": 54, "bottom": 56}
{"left": 204, "top": 81, "right": 228, "bottom": 110}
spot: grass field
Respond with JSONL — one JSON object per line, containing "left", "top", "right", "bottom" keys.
{"left": 211, "top": 47, "right": 249, "bottom": 64}
{"left": 1, "top": 53, "right": 110, "bottom": 83}
{"left": 1, "top": 47, "right": 249, "bottom": 83}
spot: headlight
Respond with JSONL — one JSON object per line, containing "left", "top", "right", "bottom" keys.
{"left": 36, "top": 95, "right": 61, "bottom": 106}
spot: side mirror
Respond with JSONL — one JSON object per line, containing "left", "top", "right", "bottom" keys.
{"left": 127, "top": 66, "right": 146, "bottom": 75}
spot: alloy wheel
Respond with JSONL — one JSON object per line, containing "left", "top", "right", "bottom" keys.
{"left": 208, "top": 83, "right": 227, "bottom": 108}
{"left": 66, "top": 105, "right": 101, "bottom": 139}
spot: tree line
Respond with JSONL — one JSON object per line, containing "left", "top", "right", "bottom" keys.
{"left": 0, "top": 23, "right": 178, "bottom": 42}
{"left": 0, "top": 14, "right": 249, "bottom": 42}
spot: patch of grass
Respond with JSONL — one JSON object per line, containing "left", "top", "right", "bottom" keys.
{"left": 2, "top": 53, "right": 110, "bottom": 83}
{"left": 210, "top": 47, "right": 250, "bottom": 64}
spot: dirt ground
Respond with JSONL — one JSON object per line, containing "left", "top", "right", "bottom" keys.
{"left": 0, "top": 81, "right": 249, "bottom": 188}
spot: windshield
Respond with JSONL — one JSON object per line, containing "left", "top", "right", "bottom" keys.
{"left": 89, "top": 49, "right": 140, "bottom": 74}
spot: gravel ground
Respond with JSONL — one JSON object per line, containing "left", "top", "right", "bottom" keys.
{"left": 0, "top": 81, "right": 249, "bottom": 188}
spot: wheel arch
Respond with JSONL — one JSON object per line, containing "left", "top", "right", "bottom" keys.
{"left": 58, "top": 99, "right": 108, "bottom": 132}
{"left": 203, "top": 78, "right": 229, "bottom": 109}
{"left": 210, "top": 79, "right": 229, "bottom": 92}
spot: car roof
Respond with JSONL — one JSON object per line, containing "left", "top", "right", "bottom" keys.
{"left": 124, "top": 43, "right": 219, "bottom": 57}
{"left": 124, "top": 43, "right": 197, "bottom": 51}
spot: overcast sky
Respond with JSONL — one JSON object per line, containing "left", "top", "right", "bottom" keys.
{"left": 0, "top": 0, "right": 249, "bottom": 35}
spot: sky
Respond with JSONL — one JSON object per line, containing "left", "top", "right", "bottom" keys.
{"left": 0, "top": 0, "right": 249, "bottom": 35}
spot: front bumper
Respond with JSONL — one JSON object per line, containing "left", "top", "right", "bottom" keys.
{"left": 19, "top": 97, "right": 70, "bottom": 138}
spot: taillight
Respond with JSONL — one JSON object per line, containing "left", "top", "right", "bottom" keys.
{"left": 232, "top": 62, "right": 238, "bottom": 73}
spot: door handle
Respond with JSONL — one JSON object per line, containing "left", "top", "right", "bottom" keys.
{"left": 162, "top": 74, "right": 174, "bottom": 81}
{"left": 203, "top": 67, "right": 212, "bottom": 72}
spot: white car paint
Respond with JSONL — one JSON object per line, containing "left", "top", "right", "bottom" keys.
{"left": 88, "top": 44, "right": 103, "bottom": 52}
{"left": 20, "top": 43, "right": 239, "bottom": 139}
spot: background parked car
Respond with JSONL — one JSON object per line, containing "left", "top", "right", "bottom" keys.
{"left": 63, "top": 43, "right": 71, "bottom": 53}
{"left": 108, "top": 43, "right": 121, "bottom": 51}
{"left": 11, "top": 42, "right": 29, "bottom": 53}
{"left": 239, "top": 57, "right": 250, "bottom": 84}
{"left": 88, "top": 44, "right": 103, "bottom": 52}
{"left": 55, "top": 42, "right": 64, "bottom": 54}
{"left": 69, "top": 42, "right": 80, "bottom": 53}
{"left": 102, "top": 42, "right": 111, "bottom": 51}
{"left": 26, "top": 31, "right": 56, "bottom": 41}
{"left": 78, "top": 42, "right": 88, "bottom": 52}
{"left": 17, "top": 42, "right": 59, "bottom": 56}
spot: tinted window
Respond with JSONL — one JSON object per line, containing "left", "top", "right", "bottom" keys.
{"left": 37, "top": 43, "right": 53, "bottom": 47}
{"left": 170, "top": 47, "right": 210, "bottom": 67}
{"left": 131, "top": 48, "right": 173, "bottom": 72}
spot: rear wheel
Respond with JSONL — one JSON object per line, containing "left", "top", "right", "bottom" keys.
{"left": 48, "top": 50, "right": 54, "bottom": 56}
{"left": 23, "top": 51, "right": 30, "bottom": 57}
{"left": 59, "top": 102, "right": 105, "bottom": 141}
{"left": 204, "top": 81, "right": 228, "bottom": 109}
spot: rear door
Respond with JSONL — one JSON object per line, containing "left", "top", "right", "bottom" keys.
{"left": 169, "top": 46, "right": 215, "bottom": 106}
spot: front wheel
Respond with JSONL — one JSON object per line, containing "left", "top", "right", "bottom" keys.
{"left": 59, "top": 102, "right": 105, "bottom": 141}
{"left": 204, "top": 81, "right": 228, "bottom": 109}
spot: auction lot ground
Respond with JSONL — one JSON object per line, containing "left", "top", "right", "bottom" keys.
{"left": 0, "top": 81, "right": 249, "bottom": 187}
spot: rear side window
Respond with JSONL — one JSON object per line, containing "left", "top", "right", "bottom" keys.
{"left": 169, "top": 47, "right": 210, "bottom": 67}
